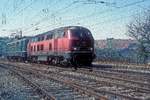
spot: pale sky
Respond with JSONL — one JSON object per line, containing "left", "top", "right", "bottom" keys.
{"left": 0, "top": 0, "right": 150, "bottom": 39}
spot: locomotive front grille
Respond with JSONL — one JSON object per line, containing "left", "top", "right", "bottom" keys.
{"left": 79, "top": 47, "right": 88, "bottom": 51}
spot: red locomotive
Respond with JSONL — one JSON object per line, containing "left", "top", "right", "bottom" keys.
{"left": 27, "top": 26, "right": 95, "bottom": 67}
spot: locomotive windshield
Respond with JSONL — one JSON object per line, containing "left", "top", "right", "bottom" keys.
{"left": 70, "top": 28, "right": 93, "bottom": 38}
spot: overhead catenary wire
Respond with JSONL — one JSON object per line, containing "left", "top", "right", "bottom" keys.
{"left": 26, "top": 0, "right": 149, "bottom": 31}
{"left": 21, "top": 0, "right": 114, "bottom": 32}
{"left": 28, "top": 0, "right": 150, "bottom": 30}
{"left": 0, "top": 0, "right": 37, "bottom": 31}
{"left": 63, "top": 0, "right": 149, "bottom": 23}
{"left": 20, "top": 0, "right": 80, "bottom": 32}
{"left": 1, "top": 0, "right": 150, "bottom": 37}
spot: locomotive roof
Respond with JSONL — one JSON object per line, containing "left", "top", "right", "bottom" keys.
{"left": 34, "top": 26, "right": 89, "bottom": 37}
{"left": 7, "top": 37, "right": 30, "bottom": 44}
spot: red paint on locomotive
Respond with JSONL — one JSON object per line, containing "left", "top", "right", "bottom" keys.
{"left": 27, "top": 26, "right": 95, "bottom": 66}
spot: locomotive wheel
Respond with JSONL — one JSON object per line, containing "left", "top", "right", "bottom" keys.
{"left": 71, "top": 55, "right": 79, "bottom": 70}
{"left": 51, "top": 58, "right": 56, "bottom": 65}
{"left": 51, "top": 57, "right": 60, "bottom": 65}
{"left": 61, "top": 59, "right": 69, "bottom": 67}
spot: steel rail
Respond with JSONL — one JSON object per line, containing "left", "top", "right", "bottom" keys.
{"left": 1, "top": 62, "right": 149, "bottom": 99}
{"left": 8, "top": 64, "right": 143, "bottom": 100}
{"left": 0, "top": 63, "right": 108, "bottom": 100}
{"left": 0, "top": 64, "right": 56, "bottom": 100}
{"left": 78, "top": 69, "right": 150, "bottom": 89}
{"left": 15, "top": 67, "right": 108, "bottom": 100}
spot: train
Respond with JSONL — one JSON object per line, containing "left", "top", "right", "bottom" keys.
{"left": 6, "top": 26, "right": 95, "bottom": 68}
{"left": 7, "top": 37, "right": 29, "bottom": 61}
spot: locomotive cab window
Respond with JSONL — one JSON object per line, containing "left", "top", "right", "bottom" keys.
{"left": 70, "top": 29, "right": 92, "bottom": 38}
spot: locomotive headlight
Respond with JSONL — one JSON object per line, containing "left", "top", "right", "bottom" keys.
{"left": 90, "top": 47, "right": 93, "bottom": 51}
{"left": 73, "top": 47, "right": 77, "bottom": 50}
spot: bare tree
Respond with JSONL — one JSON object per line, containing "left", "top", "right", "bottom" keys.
{"left": 127, "top": 10, "right": 150, "bottom": 63}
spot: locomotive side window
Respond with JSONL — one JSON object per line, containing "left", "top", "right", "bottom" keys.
{"left": 63, "top": 32, "right": 68, "bottom": 38}
{"left": 59, "top": 29, "right": 64, "bottom": 38}
{"left": 37, "top": 45, "right": 40, "bottom": 51}
{"left": 34, "top": 45, "right": 36, "bottom": 51}
{"left": 46, "top": 34, "right": 52, "bottom": 40}
{"left": 49, "top": 43, "right": 52, "bottom": 50}
{"left": 53, "top": 29, "right": 63, "bottom": 38}
{"left": 31, "top": 46, "right": 33, "bottom": 52}
{"left": 38, "top": 36, "right": 44, "bottom": 41}
{"left": 41, "top": 44, "right": 44, "bottom": 51}
{"left": 32, "top": 37, "right": 37, "bottom": 42}
{"left": 38, "top": 37, "right": 40, "bottom": 41}
{"left": 54, "top": 31, "right": 59, "bottom": 39}
{"left": 41, "top": 36, "right": 44, "bottom": 41}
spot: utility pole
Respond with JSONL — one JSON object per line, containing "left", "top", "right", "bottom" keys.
{"left": 2, "top": 13, "right": 6, "bottom": 25}
{"left": 51, "top": 14, "right": 56, "bottom": 26}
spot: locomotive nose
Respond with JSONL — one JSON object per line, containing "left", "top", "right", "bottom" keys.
{"left": 71, "top": 38, "right": 94, "bottom": 51}
{"left": 81, "top": 40, "right": 87, "bottom": 46}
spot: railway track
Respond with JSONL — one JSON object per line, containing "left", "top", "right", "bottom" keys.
{"left": 98, "top": 68, "right": 150, "bottom": 77}
{"left": 92, "top": 68, "right": 150, "bottom": 85}
{"left": 78, "top": 68, "right": 150, "bottom": 88}
{"left": 28, "top": 63, "right": 150, "bottom": 99}
{"left": 47, "top": 68, "right": 150, "bottom": 99}
{"left": 94, "top": 63, "right": 150, "bottom": 75}
{"left": 0, "top": 65, "right": 45, "bottom": 100}
{"left": 0, "top": 64, "right": 55, "bottom": 100}
{"left": 1, "top": 62, "right": 150, "bottom": 99}
{"left": 93, "top": 67, "right": 150, "bottom": 81}
{"left": 94, "top": 62, "right": 150, "bottom": 71}
{"left": 0, "top": 96, "right": 5, "bottom": 100}
{"left": 24, "top": 63, "right": 150, "bottom": 90}
{"left": 0, "top": 63, "right": 107, "bottom": 100}
{"left": 16, "top": 69, "right": 99, "bottom": 100}
{"left": 14, "top": 62, "right": 150, "bottom": 85}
